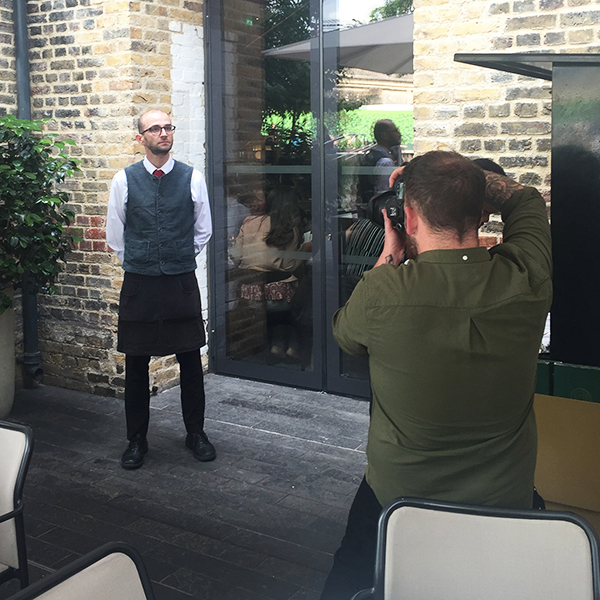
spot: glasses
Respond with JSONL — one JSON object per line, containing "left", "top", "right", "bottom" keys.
{"left": 141, "top": 125, "right": 176, "bottom": 135}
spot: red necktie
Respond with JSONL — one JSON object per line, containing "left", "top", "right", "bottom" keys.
{"left": 154, "top": 169, "right": 164, "bottom": 178}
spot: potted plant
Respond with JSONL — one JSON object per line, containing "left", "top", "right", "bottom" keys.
{"left": 0, "top": 115, "right": 81, "bottom": 416}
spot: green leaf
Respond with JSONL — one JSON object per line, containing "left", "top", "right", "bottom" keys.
{"left": 0, "top": 117, "right": 80, "bottom": 294}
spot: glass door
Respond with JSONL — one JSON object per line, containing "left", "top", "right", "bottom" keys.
{"left": 207, "top": 0, "right": 322, "bottom": 390}
{"left": 206, "top": 0, "right": 412, "bottom": 396}
{"left": 321, "top": 0, "right": 414, "bottom": 396}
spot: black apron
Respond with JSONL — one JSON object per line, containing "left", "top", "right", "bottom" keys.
{"left": 117, "top": 270, "right": 206, "bottom": 356}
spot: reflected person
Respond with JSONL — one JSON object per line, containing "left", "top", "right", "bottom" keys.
{"left": 231, "top": 186, "right": 307, "bottom": 361}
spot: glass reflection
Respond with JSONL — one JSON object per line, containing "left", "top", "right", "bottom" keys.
{"left": 223, "top": 0, "right": 313, "bottom": 371}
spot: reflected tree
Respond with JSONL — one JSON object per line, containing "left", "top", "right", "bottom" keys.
{"left": 370, "top": 0, "right": 414, "bottom": 20}
{"left": 264, "top": 0, "right": 311, "bottom": 138}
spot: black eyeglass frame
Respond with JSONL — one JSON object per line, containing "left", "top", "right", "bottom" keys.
{"left": 140, "top": 125, "right": 176, "bottom": 135}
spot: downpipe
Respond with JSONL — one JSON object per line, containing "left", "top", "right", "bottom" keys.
{"left": 14, "top": 0, "right": 43, "bottom": 387}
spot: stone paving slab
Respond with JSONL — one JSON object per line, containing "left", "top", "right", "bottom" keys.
{"left": 0, "top": 374, "right": 369, "bottom": 600}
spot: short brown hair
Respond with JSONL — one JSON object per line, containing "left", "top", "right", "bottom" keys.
{"left": 403, "top": 151, "right": 485, "bottom": 241}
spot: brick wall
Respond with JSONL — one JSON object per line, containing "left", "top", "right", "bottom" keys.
{"left": 412, "top": 0, "right": 600, "bottom": 242}
{"left": 2, "top": 0, "right": 207, "bottom": 396}
{"left": 0, "top": 0, "right": 16, "bottom": 114}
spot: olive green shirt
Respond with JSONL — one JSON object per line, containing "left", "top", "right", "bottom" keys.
{"left": 333, "top": 187, "right": 552, "bottom": 508}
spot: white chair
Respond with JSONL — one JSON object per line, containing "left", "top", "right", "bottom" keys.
{"left": 352, "top": 497, "right": 600, "bottom": 600}
{"left": 7, "top": 542, "right": 156, "bottom": 600}
{"left": 0, "top": 420, "right": 34, "bottom": 590}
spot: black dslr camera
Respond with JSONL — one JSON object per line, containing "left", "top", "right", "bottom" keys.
{"left": 366, "top": 179, "right": 405, "bottom": 231}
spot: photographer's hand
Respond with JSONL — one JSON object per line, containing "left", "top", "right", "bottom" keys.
{"left": 388, "top": 165, "right": 405, "bottom": 189}
{"left": 374, "top": 209, "right": 406, "bottom": 267}
{"left": 484, "top": 172, "right": 523, "bottom": 212}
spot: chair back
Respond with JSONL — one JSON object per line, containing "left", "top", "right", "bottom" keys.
{"left": 0, "top": 421, "right": 32, "bottom": 570}
{"left": 8, "top": 542, "right": 155, "bottom": 600}
{"left": 374, "top": 498, "right": 600, "bottom": 600}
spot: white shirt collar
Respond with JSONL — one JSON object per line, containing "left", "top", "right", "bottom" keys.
{"left": 143, "top": 155, "right": 174, "bottom": 175}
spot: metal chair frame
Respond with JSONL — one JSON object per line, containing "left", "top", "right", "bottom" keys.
{"left": 7, "top": 542, "right": 156, "bottom": 600}
{"left": 353, "top": 496, "right": 600, "bottom": 600}
{"left": 0, "top": 420, "right": 34, "bottom": 590}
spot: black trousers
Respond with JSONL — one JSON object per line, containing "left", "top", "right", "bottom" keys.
{"left": 319, "top": 477, "right": 382, "bottom": 600}
{"left": 124, "top": 350, "right": 206, "bottom": 440}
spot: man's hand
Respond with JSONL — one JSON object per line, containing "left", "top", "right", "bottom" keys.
{"left": 484, "top": 172, "right": 524, "bottom": 212}
{"left": 388, "top": 165, "right": 405, "bottom": 189}
{"left": 374, "top": 209, "right": 406, "bottom": 267}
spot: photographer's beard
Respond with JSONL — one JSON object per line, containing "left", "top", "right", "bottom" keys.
{"left": 405, "top": 233, "right": 418, "bottom": 260}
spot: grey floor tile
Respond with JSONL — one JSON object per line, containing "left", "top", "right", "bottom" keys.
{"left": 11, "top": 375, "right": 368, "bottom": 600}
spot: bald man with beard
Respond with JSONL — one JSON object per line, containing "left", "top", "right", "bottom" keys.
{"left": 106, "top": 109, "right": 215, "bottom": 469}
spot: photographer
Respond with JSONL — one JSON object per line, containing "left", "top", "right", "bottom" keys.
{"left": 320, "top": 151, "right": 552, "bottom": 600}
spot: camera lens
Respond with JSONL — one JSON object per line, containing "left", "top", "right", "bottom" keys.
{"left": 367, "top": 185, "right": 405, "bottom": 231}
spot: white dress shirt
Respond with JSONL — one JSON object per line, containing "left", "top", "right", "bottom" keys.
{"left": 106, "top": 155, "right": 212, "bottom": 263}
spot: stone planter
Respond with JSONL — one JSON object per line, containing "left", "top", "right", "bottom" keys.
{"left": 0, "top": 288, "right": 15, "bottom": 418}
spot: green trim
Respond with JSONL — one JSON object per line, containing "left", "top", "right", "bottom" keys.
{"left": 536, "top": 359, "right": 600, "bottom": 404}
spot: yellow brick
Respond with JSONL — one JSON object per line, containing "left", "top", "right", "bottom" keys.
{"left": 568, "top": 29, "right": 594, "bottom": 44}
{"left": 422, "top": 6, "right": 462, "bottom": 22}
{"left": 96, "top": 16, "right": 118, "bottom": 28}
{"left": 109, "top": 79, "right": 134, "bottom": 91}
{"left": 414, "top": 73, "right": 435, "bottom": 87}
{"left": 451, "top": 20, "right": 497, "bottom": 36}
{"left": 434, "top": 38, "right": 464, "bottom": 56}
{"left": 157, "top": 43, "right": 173, "bottom": 55}
{"left": 93, "top": 43, "right": 113, "bottom": 55}
{"left": 413, "top": 89, "right": 454, "bottom": 103}
{"left": 453, "top": 88, "right": 501, "bottom": 101}
{"left": 412, "top": 139, "right": 447, "bottom": 154}
{"left": 464, "top": 3, "right": 489, "bottom": 19}
{"left": 415, "top": 55, "right": 456, "bottom": 70}
{"left": 414, "top": 106, "right": 435, "bottom": 119}
{"left": 80, "top": 31, "right": 103, "bottom": 43}
{"left": 104, "top": 1, "right": 129, "bottom": 13}
{"left": 106, "top": 54, "right": 132, "bottom": 66}
{"left": 415, "top": 23, "right": 457, "bottom": 40}
{"left": 147, "top": 56, "right": 171, "bottom": 67}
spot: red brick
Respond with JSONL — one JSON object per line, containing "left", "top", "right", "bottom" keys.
{"left": 85, "top": 227, "right": 105, "bottom": 240}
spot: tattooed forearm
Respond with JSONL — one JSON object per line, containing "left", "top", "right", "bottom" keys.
{"left": 484, "top": 172, "right": 524, "bottom": 211}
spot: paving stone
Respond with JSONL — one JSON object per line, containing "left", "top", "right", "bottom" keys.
{"left": 161, "top": 568, "right": 270, "bottom": 600}
{"left": 8, "top": 375, "right": 368, "bottom": 599}
{"left": 25, "top": 536, "right": 78, "bottom": 569}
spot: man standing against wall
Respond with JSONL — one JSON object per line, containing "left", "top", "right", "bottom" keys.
{"left": 106, "top": 109, "right": 214, "bottom": 470}
{"left": 320, "top": 151, "right": 552, "bottom": 599}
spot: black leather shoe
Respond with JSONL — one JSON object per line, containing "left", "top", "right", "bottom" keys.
{"left": 121, "top": 436, "right": 148, "bottom": 470}
{"left": 185, "top": 432, "right": 216, "bottom": 462}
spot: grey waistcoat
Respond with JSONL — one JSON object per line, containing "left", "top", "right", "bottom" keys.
{"left": 123, "top": 160, "right": 197, "bottom": 276}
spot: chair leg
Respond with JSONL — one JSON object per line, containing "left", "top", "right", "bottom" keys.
{"left": 18, "top": 564, "right": 29, "bottom": 589}
{"left": 16, "top": 516, "right": 29, "bottom": 588}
